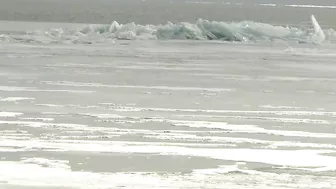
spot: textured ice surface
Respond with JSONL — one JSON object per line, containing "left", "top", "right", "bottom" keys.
{"left": 1, "top": 20, "right": 336, "bottom": 188}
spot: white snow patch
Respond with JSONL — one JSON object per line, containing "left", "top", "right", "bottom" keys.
{"left": 0, "top": 120, "right": 87, "bottom": 130}
{"left": 259, "top": 105, "right": 305, "bottom": 110}
{"left": 20, "top": 117, "right": 54, "bottom": 122}
{"left": 36, "top": 104, "right": 65, "bottom": 107}
{"left": 144, "top": 133, "right": 336, "bottom": 150}
{"left": 111, "top": 106, "right": 336, "bottom": 116}
{"left": 0, "top": 97, "right": 34, "bottom": 102}
{"left": 80, "top": 113, "right": 126, "bottom": 119}
{"left": 167, "top": 120, "right": 336, "bottom": 138}
{"left": 21, "top": 158, "right": 70, "bottom": 170}
{"left": 286, "top": 4, "right": 336, "bottom": 9}
{"left": 0, "top": 86, "right": 33, "bottom": 91}
{"left": 0, "top": 159, "right": 335, "bottom": 189}
{"left": 43, "top": 81, "right": 235, "bottom": 92}
{"left": 259, "top": 4, "right": 277, "bottom": 7}
{"left": 0, "top": 112, "right": 23, "bottom": 117}
{"left": 1, "top": 139, "right": 336, "bottom": 170}
{"left": 170, "top": 120, "right": 259, "bottom": 131}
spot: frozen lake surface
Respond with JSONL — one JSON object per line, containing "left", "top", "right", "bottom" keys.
{"left": 1, "top": 17, "right": 336, "bottom": 188}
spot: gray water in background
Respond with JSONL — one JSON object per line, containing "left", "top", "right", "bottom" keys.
{"left": 0, "top": 0, "right": 336, "bottom": 27}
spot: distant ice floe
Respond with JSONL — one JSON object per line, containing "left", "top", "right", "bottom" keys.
{"left": 0, "top": 15, "right": 334, "bottom": 44}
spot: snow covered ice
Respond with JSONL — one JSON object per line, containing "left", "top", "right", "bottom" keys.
{"left": 1, "top": 4, "right": 336, "bottom": 189}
